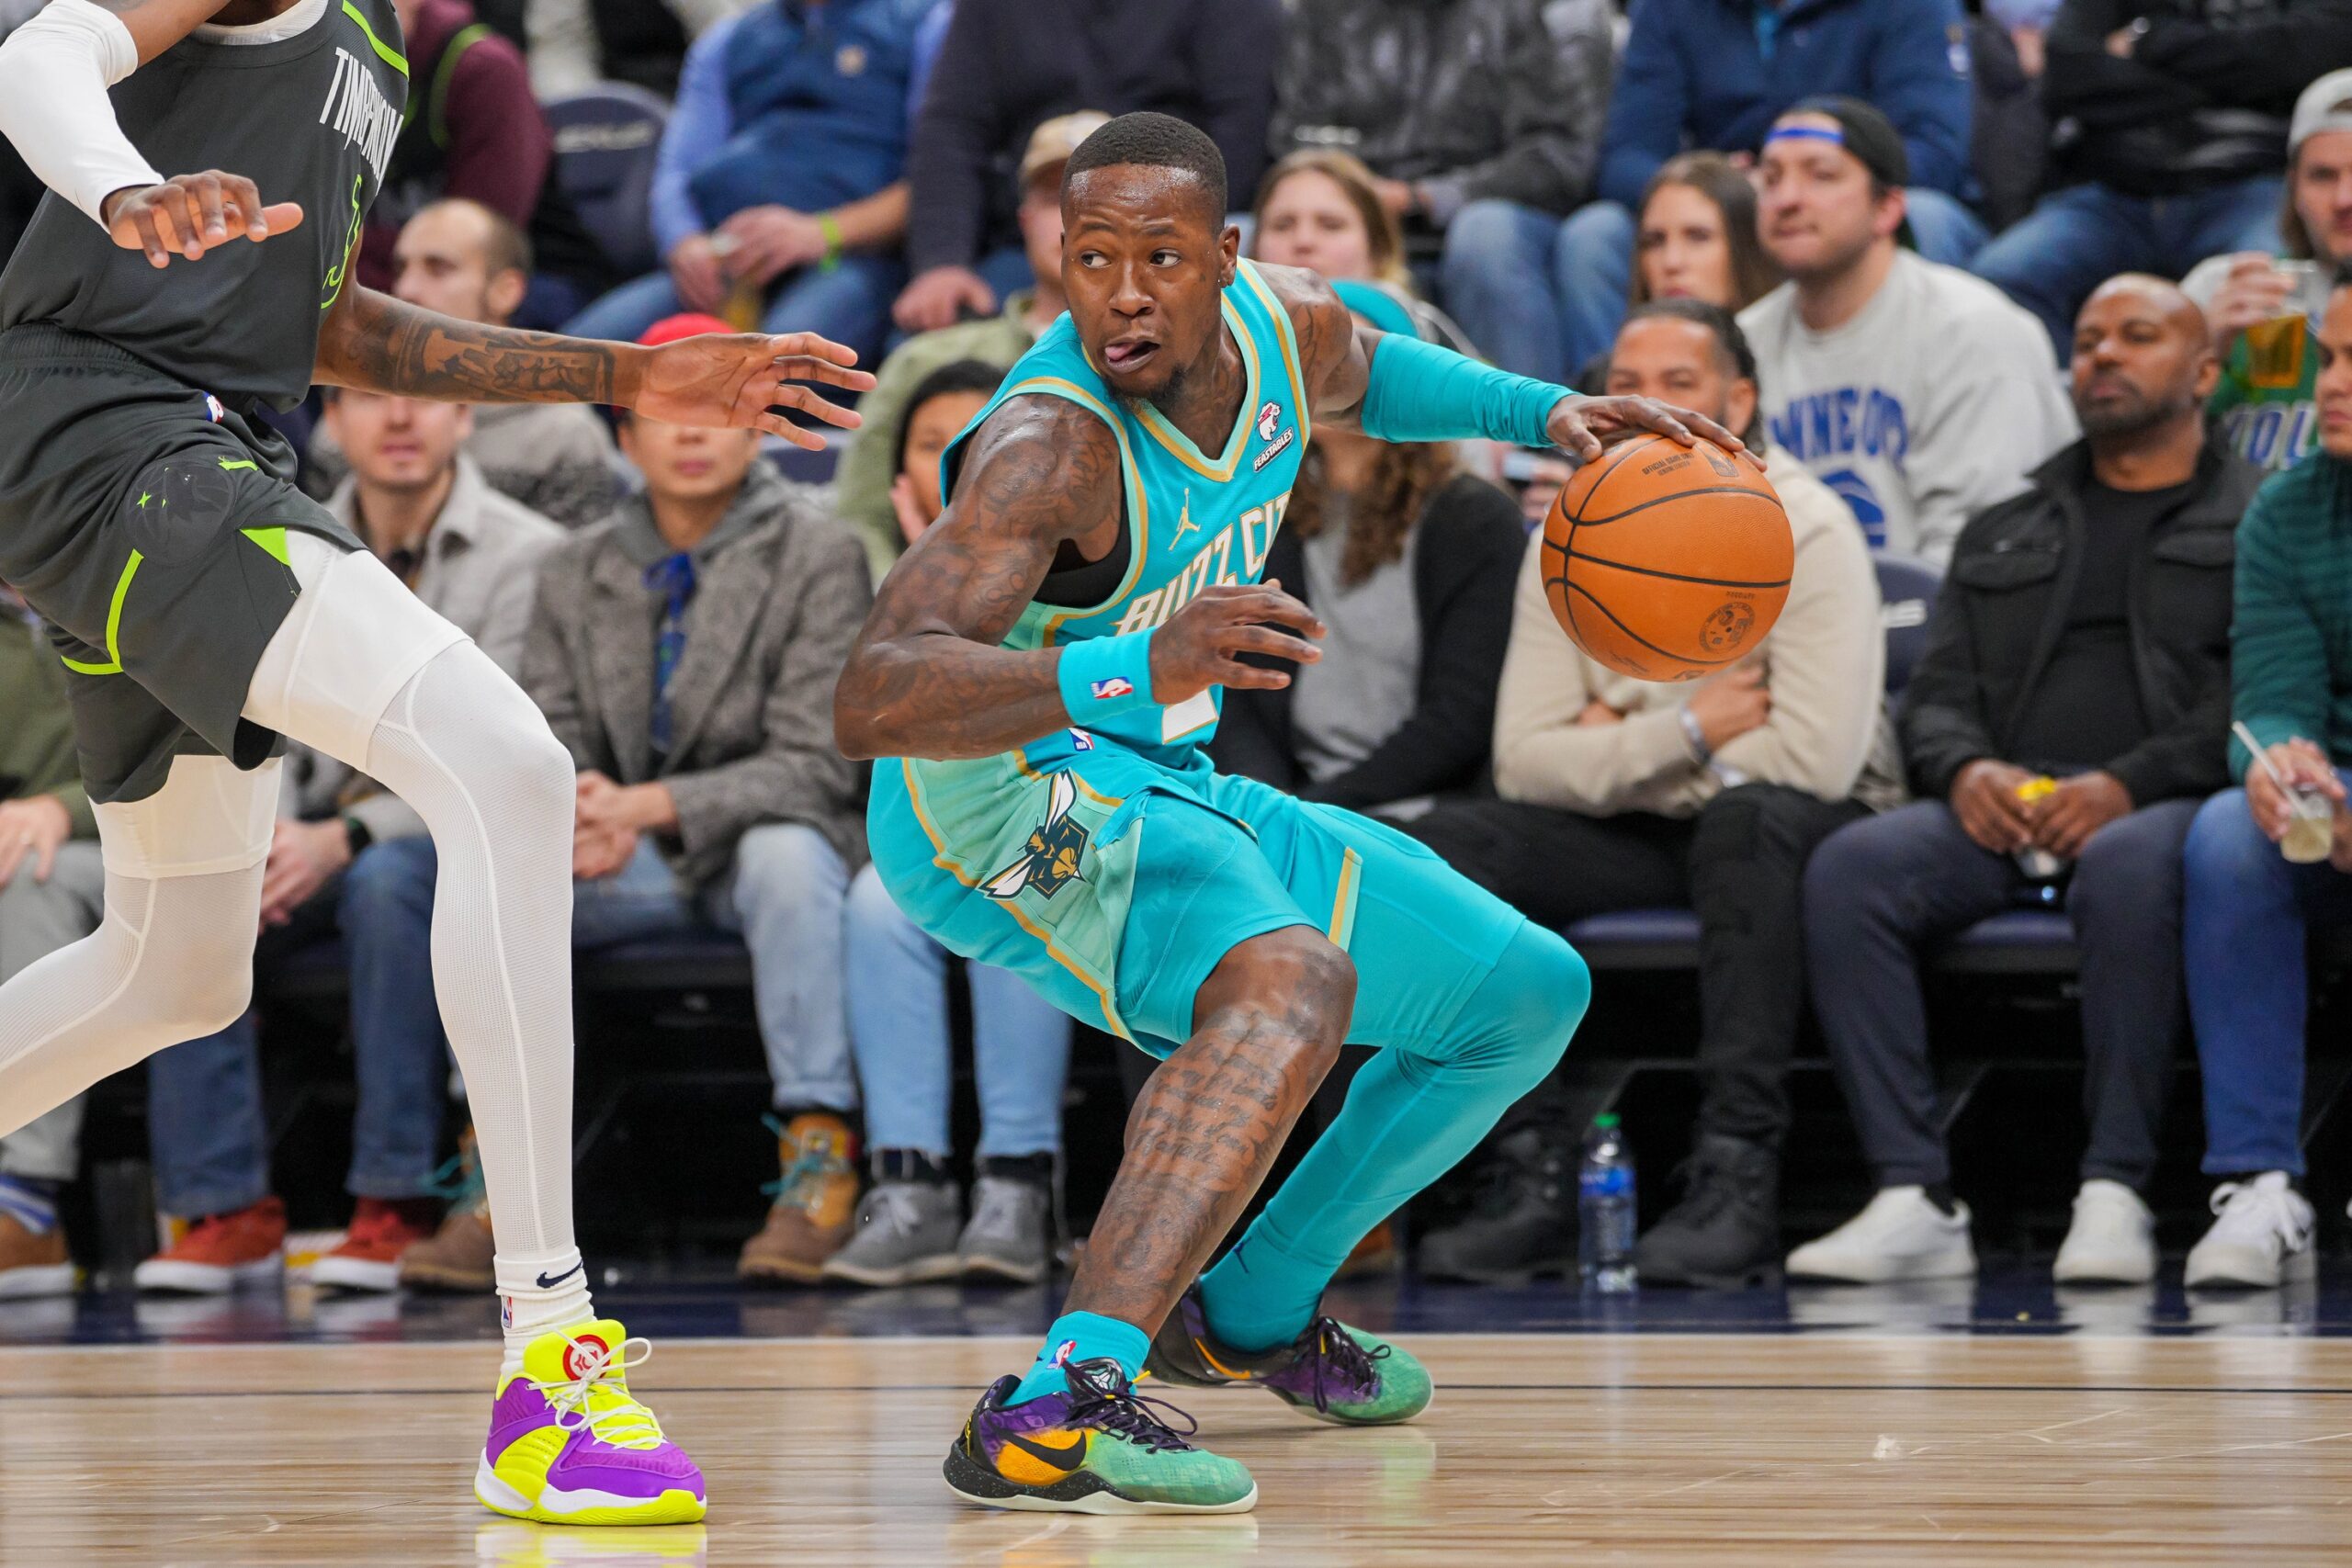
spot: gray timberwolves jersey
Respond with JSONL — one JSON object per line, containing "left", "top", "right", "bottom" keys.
{"left": 0, "top": 0, "right": 409, "bottom": 408}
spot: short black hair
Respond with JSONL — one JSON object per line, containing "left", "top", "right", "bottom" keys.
{"left": 895, "top": 358, "right": 1008, "bottom": 478}
{"left": 1620, "top": 299, "right": 1766, "bottom": 446}
{"left": 1063, "top": 111, "right": 1227, "bottom": 226}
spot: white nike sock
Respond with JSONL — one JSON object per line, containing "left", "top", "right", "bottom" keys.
{"left": 494, "top": 1247, "right": 595, "bottom": 1377}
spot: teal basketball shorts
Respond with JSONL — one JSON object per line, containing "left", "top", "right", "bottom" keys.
{"left": 871, "top": 752, "right": 1528, "bottom": 1055}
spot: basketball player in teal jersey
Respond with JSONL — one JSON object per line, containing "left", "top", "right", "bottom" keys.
{"left": 0, "top": 0, "right": 873, "bottom": 1525}
{"left": 836, "top": 113, "right": 1742, "bottom": 1515}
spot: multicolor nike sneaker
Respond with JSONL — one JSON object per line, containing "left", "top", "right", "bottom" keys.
{"left": 943, "top": 1357, "right": 1258, "bottom": 1515}
{"left": 475, "top": 1319, "right": 707, "bottom": 1525}
{"left": 1146, "top": 1287, "right": 1433, "bottom": 1425}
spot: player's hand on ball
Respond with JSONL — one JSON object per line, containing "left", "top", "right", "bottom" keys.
{"left": 104, "top": 173, "right": 301, "bottom": 268}
{"left": 1149, "top": 581, "right": 1326, "bottom": 705}
{"left": 1545, "top": 394, "right": 1747, "bottom": 466}
{"left": 630, "top": 330, "right": 878, "bottom": 449}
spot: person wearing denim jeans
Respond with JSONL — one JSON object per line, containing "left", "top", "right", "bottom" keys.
{"left": 2176, "top": 277, "right": 2352, "bottom": 1288}
{"left": 824, "top": 864, "right": 1071, "bottom": 1286}
{"left": 1970, "top": 1, "right": 2352, "bottom": 357}
{"left": 2178, "top": 782, "right": 2352, "bottom": 1288}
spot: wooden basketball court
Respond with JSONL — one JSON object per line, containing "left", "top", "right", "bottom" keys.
{"left": 4, "top": 1330, "right": 2347, "bottom": 1564}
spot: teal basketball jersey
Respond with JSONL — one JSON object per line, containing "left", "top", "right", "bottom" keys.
{"left": 940, "top": 257, "right": 1312, "bottom": 773}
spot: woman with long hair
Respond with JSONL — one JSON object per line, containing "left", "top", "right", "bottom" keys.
{"left": 1252, "top": 149, "right": 1477, "bottom": 353}
{"left": 1629, "top": 152, "right": 1782, "bottom": 313}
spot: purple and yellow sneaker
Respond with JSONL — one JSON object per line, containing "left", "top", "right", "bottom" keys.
{"left": 475, "top": 1319, "right": 707, "bottom": 1525}
{"left": 943, "top": 1357, "right": 1258, "bottom": 1515}
{"left": 1146, "top": 1287, "right": 1433, "bottom": 1426}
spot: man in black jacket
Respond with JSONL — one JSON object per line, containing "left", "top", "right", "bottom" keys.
{"left": 1401, "top": 302, "right": 1901, "bottom": 1288}
{"left": 1792, "top": 276, "right": 2257, "bottom": 1289}
{"left": 891, "top": 0, "right": 1281, "bottom": 333}
{"left": 1973, "top": 0, "right": 2352, "bottom": 354}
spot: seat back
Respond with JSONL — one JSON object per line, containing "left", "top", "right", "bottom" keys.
{"left": 544, "top": 82, "right": 670, "bottom": 280}
{"left": 1872, "top": 553, "right": 1942, "bottom": 698}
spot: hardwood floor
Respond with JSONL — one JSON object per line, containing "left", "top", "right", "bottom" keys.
{"left": 3, "top": 1332, "right": 2348, "bottom": 1564}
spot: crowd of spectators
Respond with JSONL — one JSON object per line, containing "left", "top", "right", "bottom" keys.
{"left": 3, "top": 0, "right": 2352, "bottom": 1303}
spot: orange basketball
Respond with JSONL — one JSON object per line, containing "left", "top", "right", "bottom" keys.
{"left": 1541, "top": 433, "right": 1792, "bottom": 682}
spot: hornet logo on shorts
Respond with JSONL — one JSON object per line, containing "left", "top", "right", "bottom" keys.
{"left": 984, "top": 772, "right": 1089, "bottom": 901}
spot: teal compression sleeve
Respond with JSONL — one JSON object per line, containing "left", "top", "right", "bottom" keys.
{"left": 1355, "top": 331, "right": 1569, "bottom": 448}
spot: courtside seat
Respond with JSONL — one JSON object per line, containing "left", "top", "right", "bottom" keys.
{"left": 266, "top": 931, "right": 754, "bottom": 1001}
{"left": 544, "top": 82, "right": 669, "bottom": 280}
{"left": 1564, "top": 907, "right": 2080, "bottom": 976}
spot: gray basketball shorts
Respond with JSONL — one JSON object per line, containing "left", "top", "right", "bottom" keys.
{"left": 0, "top": 324, "right": 362, "bottom": 805}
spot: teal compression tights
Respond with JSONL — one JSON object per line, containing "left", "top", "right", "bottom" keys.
{"left": 1198, "top": 920, "right": 1590, "bottom": 1352}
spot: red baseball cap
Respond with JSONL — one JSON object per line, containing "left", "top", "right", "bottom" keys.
{"left": 638, "top": 312, "right": 735, "bottom": 347}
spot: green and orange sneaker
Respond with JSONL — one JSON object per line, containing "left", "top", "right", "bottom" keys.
{"left": 943, "top": 1358, "right": 1257, "bottom": 1515}
{"left": 1146, "top": 1286, "right": 1433, "bottom": 1426}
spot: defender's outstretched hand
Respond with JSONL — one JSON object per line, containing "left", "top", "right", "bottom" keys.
{"left": 104, "top": 173, "right": 301, "bottom": 268}
{"left": 630, "top": 330, "right": 878, "bottom": 448}
{"left": 1546, "top": 394, "right": 1748, "bottom": 465}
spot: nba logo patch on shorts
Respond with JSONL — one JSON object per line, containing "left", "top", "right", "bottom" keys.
{"left": 1090, "top": 677, "right": 1134, "bottom": 701}
{"left": 203, "top": 394, "right": 227, "bottom": 423}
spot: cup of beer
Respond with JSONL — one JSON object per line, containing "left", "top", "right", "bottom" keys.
{"left": 2283, "top": 785, "right": 2335, "bottom": 864}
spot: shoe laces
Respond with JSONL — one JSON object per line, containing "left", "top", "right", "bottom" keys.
{"left": 534, "top": 1332, "right": 668, "bottom": 1451}
{"left": 1284, "top": 1316, "right": 1388, "bottom": 1414}
{"left": 2209, "top": 1179, "right": 2312, "bottom": 1248}
{"left": 860, "top": 1181, "right": 933, "bottom": 1237}
{"left": 1061, "top": 1359, "right": 1200, "bottom": 1453}
{"left": 424, "top": 1135, "right": 488, "bottom": 1216}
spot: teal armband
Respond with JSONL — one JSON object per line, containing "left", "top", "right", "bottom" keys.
{"left": 1057, "top": 632, "right": 1156, "bottom": 722}
{"left": 1358, "top": 331, "right": 1566, "bottom": 448}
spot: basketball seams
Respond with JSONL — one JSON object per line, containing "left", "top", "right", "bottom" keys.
{"left": 1567, "top": 484, "right": 1783, "bottom": 528}
{"left": 1560, "top": 578, "right": 1740, "bottom": 672}
{"left": 1558, "top": 554, "right": 1792, "bottom": 591}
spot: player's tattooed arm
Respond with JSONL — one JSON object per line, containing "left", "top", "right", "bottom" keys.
{"left": 832, "top": 396, "right": 1113, "bottom": 761}
{"left": 314, "top": 286, "right": 872, "bottom": 446}
{"left": 833, "top": 397, "right": 1328, "bottom": 761}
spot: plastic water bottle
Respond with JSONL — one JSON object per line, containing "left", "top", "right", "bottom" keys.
{"left": 1578, "top": 1113, "right": 1637, "bottom": 1292}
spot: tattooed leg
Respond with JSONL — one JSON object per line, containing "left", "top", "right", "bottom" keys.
{"left": 1064, "top": 925, "right": 1355, "bottom": 1331}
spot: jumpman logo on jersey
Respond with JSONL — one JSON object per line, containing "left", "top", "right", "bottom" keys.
{"left": 1174, "top": 488, "right": 1200, "bottom": 539}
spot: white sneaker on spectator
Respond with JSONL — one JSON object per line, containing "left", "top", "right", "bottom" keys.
{"left": 1785, "top": 1187, "right": 1975, "bottom": 1283}
{"left": 2184, "top": 1172, "right": 2314, "bottom": 1290}
{"left": 2052, "top": 1179, "right": 2156, "bottom": 1285}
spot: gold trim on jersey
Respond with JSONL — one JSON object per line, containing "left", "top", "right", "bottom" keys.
{"left": 1132, "top": 295, "right": 1261, "bottom": 482}
{"left": 1235, "top": 260, "right": 1313, "bottom": 445}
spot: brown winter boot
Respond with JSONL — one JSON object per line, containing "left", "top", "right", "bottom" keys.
{"left": 739, "top": 1111, "right": 860, "bottom": 1283}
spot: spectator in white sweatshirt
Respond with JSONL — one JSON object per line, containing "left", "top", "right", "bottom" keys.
{"left": 1740, "top": 97, "right": 2075, "bottom": 566}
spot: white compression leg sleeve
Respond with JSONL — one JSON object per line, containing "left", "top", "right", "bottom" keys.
{"left": 0, "top": 755, "right": 276, "bottom": 1149}
{"left": 242, "top": 536, "right": 591, "bottom": 1362}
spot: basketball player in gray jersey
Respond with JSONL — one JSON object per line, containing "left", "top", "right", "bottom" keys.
{"left": 0, "top": 0, "right": 875, "bottom": 1526}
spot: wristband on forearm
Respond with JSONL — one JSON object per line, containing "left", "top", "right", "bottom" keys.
{"left": 817, "top": 212, "right": 843, "bottom": 270}
{"left": 1678, "top": 704, "right": 1713, "bottom": 764}
{"left": 1056, "top": 632, "right": 1157, "bottom": 722}
{"left": 1356, "top": 330, "right": 1566, "bottom": 448}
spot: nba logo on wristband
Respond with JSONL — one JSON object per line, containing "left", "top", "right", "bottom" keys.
{"left": 1090, "top": 677, "right": 1134, "bottom": 701}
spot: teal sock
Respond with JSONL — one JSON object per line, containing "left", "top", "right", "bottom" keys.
{"left": 1200, "top": 1224, "right": 1327, "bottom": 1353}
{"left": 1011, "top": 1311, "right": 1152, "bottom": 1404}
{"left": 1203, "top": 923, "right": 1589, "bottom": 1355}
